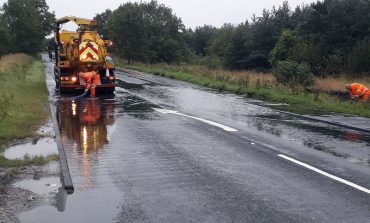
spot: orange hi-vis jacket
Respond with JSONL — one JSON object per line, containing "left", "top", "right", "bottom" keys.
{"left": 348, "top": 83, "right": 368, "bottom": 98}
{"left": 79, "top": 71, "right": 100, "bottom": 97}
{"left": 348, "top": 83, "right": 370, "bottom": 102}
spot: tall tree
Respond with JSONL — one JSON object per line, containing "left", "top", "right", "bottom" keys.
{"left": 192, "top": 25, "right": 217, "bottom": 56}
{"left": 107, "top": 2, "right": 146, "bottom": 64}
{"left": 94, "top": 9, "right": 112, "bottom": 38}
{"left": 106, "top": 0, "right": 187, "bottom": 64}
{"left": 226, "top": 22, "right": 252, "bottom": 69}
{"left": 0, "top": 15, "right": 12, "bottom": 56}
{"left": 1, "top": 0, "right": 55, "bottom": 54}
{"left": 207, "top": 24, "right": 234, "bottom": 60}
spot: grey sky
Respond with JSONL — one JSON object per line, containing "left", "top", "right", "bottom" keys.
{"left": 1, "top": 0, "right": 316, "bottom": 29}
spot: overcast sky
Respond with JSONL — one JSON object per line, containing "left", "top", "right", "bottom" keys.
{"left": 1, "top": 0, "right": 316, "bottom": 29}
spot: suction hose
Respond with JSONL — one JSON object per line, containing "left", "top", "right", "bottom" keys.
{"left": 72, "top": 90, "right": 89, "bottom": 100}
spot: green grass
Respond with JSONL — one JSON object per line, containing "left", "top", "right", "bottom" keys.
{"left": 0, "top": 154, "right": 58, "bottom": 168}
{"left": 0, "top": 55, "right": 48, "bottom": 147}
{"left": 120, "top": 62, "right": 370, "bottom": 117}
{"left": 0, "top": 54, "right": 50, "bottom": 167}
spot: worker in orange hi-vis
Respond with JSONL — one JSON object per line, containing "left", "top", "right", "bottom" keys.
{"left": 79, "top": 64, "right": 100, "bottom": 97}
{"left": 345, "top": 83, "right": 370, "bottom": 102}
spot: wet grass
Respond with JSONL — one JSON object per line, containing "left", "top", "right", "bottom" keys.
{"left": 118, "top": 61, "right": 370, "bottom": 117}
{"left": 0, "top": 154, "right": 59, "bottom": 168}
{"left": 0, "top": 54, "right": 49, "bottom": 166}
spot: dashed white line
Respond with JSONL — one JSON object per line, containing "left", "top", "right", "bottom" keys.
{"left": 154, "top": 108, "right": 238, "bottom": 132}
{"left": 278, "top": 154, "right": 370, "bottom": 194}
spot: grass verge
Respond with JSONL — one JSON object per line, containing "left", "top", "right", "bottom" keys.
{"left": 0, "top": 54, "right": 49, "bottom": 167}
{"left": 117, "top": 61, "right": 370, "bottom": 117}
{"left": 0, "top": 155, "right": 58, "bottom": 168}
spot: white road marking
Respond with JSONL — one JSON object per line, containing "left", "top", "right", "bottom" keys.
{"left": 154, "top": 108, "right": 238, "bottom": 132}
{"left": 278, "top": 154, "right": 370, "bottom": 194}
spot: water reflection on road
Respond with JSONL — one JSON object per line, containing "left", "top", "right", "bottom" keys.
{"left": 20, "top": 94, "right": 122, "bottom": 223}
{"left": 58, "top": 97, "right": 115, "bottom": 191}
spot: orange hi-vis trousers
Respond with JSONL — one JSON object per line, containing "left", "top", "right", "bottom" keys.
{"left": 79, "top": 71, "right": 100, "bottom": 97}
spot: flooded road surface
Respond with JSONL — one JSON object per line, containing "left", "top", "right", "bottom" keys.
{"left": 20, "top": 56, "right": 370, "bottom": 222}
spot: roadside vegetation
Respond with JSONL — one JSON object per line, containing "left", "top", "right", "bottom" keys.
{"left": 0, "top": 0, "right": 55, "bottom": 167}
{"left": 0, "top": 54, "right": 50, "bottom": 165}
{"left": 0, "top": 155, "right": 58, "bottom": 168}
{"left": 98, "top": 0, "right": 370, "bottom": 76}
{"left": 119, "top": 61, "right": 370, "bottom": 117}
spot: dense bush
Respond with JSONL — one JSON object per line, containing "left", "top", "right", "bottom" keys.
{"left": 273, "top": 60, "right": 315, "bottom": 89}
{"left": 323, "top": 51, "right": 344, "bottom": 75}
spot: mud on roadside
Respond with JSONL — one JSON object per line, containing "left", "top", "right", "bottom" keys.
{"left": 0, "top": 165, "right": 43, "bottom": 223}
{"left": 0, "top": 121, "right": 61, "bottom": 223}
{"left": 0, "top": 161, "right": 61, "bottom": 223}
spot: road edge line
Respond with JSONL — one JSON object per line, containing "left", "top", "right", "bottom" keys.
{"left": 278, "top": 154, "right": 370, "bottom": 195}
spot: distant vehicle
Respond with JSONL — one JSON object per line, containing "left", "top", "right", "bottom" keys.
{"left": 53, "top": 16, "right": 116, "bottom": 94}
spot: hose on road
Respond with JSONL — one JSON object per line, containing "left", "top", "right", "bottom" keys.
{"left": 72, "top": 90, "right": 88, "bottom": 100}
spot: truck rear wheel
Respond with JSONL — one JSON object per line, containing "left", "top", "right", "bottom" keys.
{"left": 55, "top": 79, "right": 61, "bottom": 94}
{"left": 54, "top": 69, "right": 61, "bottom": 93}
{"left": 104, "top": 88, "right": 115, "bottom": 95}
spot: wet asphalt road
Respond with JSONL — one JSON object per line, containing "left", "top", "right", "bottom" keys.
{"left": 20, "top": 56, "right": 370, "bottom": 222}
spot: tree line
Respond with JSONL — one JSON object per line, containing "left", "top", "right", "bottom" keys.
{"left": 96, "top": 0, "right": 370, "bottom": 76}
{"left": 1, "top": 0, "right": 370, "bottom": 77}
{"left": 0, "top": 0, "right": 55, "bottom": 56}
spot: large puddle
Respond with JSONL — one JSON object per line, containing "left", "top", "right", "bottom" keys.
{"left": 3, "top": 137, "right": 58, "bottom": 160}
{"left": 14, "top": 176, "right": 60, "bottom": 195}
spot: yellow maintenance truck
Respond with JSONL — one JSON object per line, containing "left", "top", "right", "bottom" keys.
{"left": 53, "top": 16, "right": 116, "bottom": 94}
